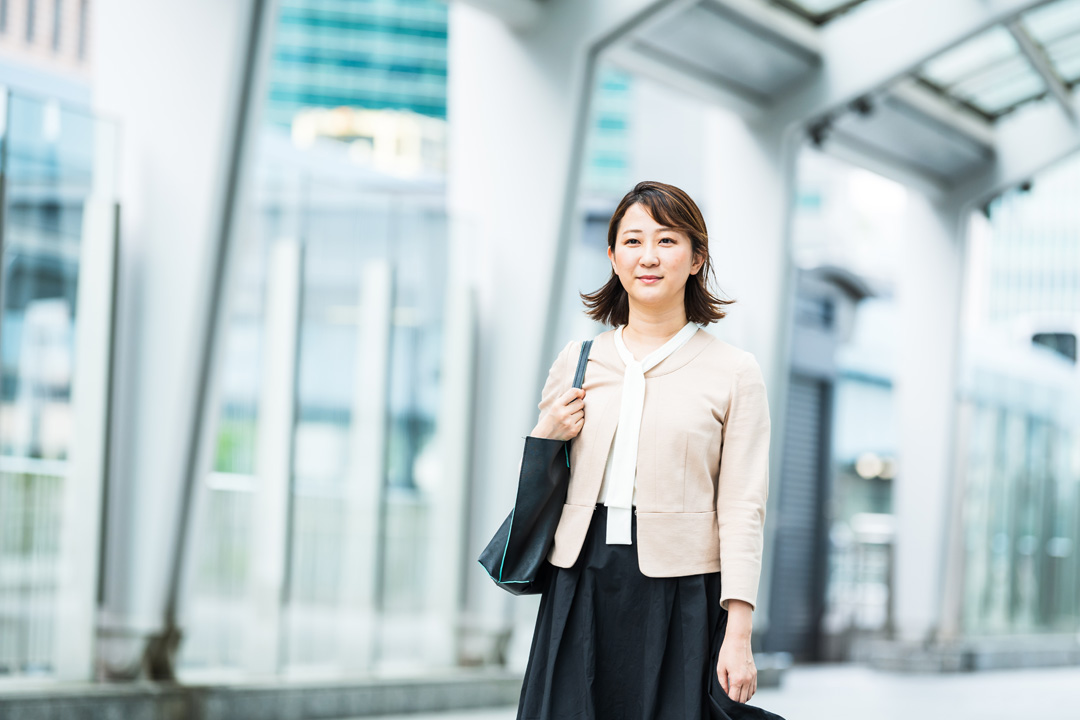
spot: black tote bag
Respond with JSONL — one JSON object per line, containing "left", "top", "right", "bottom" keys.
{"left": 478, "top": 339, "right": 593, "bottom": 595}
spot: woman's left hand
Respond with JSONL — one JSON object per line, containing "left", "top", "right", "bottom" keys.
{"left": 716, "top": 600, "right": 756, "bottom": 703}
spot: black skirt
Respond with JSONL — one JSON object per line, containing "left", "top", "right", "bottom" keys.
{"left": 517, "top": 504, "right": 786, "bottom": 720}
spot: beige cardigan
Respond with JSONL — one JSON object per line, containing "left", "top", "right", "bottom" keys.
{"left": 535, "top": 327, "right": 771, "bottom": 612}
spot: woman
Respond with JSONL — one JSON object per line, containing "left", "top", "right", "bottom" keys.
{"left": 517, "top": 181, "right": 785, "bottom": 720}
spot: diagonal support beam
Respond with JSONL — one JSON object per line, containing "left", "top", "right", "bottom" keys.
{"left": 945, "top": 89, "right": 1080, "bottom": 210}
{"left": 1006, "top": 19, "right": 1075, "bottom": 120}
{"left": 765, "top": 0, "right": 1052, "bottom": 131}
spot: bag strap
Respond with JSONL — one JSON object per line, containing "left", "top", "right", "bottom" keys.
{"left": 561, "top": 340, "right": 593, "bottom": 462}
{"left": 572, "top": 339, "right": 593, "bottom": 388}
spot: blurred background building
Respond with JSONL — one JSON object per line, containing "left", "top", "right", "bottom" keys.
{"left": 0, "top": 0, "right": 1079, "bottom": 718}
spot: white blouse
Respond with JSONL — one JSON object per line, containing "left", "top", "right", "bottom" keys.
{"left": 597, "top": 320, "right": 700, "bottom": 544}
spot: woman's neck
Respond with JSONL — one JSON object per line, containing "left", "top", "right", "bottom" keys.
{"left": 623, "top": 307, "right": 690, "bottom": 346}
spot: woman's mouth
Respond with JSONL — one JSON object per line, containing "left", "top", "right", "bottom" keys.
{"left": 638, "top": 276, "right": 661, "bottom": 284}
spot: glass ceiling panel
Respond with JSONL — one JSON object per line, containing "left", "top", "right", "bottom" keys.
{"left": 919, "top": 25, "right": 1047, "bottom": 119}
{"left": 1023, "top": 0, "right": 1080, "bottom": 85}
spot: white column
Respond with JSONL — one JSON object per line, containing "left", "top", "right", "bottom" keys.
{"left": 424, "top": 269, "right": 478, "bottom": 667}
{"left": 703, "top": 110, "right": 799, "bottom": 632}
{"left": 92, "top": 0, "right": 269, "bottom": 663}
{"left": 53, "top": 197, "right": 119, "bottom": 680}
{"left": 338, "top": 259, "right": 394, "bottom": 673}
{"left": 892, "top": 195, "right": 967, "bottom": 643}
{"left": 703, "top": 111, "right": 793, "bottom": 379}
{"left": 245, "top": 238, "right": 302, "bottom": 674}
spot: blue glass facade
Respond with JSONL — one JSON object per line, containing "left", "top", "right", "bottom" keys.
{"left": 265, "top": 0, "right": 448, "bottom": 128}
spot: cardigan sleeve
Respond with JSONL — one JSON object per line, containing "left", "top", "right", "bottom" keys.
{"left": 531, "top": 339, "right": 578, "bottom": 434}
{"left": 715, "top": 352, "right": 772, "bottom": 612}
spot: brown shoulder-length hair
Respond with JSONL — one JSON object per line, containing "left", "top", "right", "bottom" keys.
{"left": 581, "top": 180, "right": 735, "bottom": 327}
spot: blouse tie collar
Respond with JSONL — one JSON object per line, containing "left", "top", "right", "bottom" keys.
{"left": 605, "top": 320, "right": 699, "bottom": 544}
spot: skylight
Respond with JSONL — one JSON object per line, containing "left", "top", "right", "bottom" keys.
{"left": 918, "top": 25, "right": 1048, "bottom": 119}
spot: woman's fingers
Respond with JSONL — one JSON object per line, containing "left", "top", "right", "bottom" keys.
{"left": 718, "top": 665, "right": 757, "bottom": 703}
{"left": 553, "top": 388, "right": 586, "bottom": 439}
{"left": 736, "top": 673, "right": 756, "bottom": 703}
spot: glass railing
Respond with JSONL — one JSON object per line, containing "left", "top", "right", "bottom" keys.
{"left": 0, "top": 87, "right": 119, "bottom": 680}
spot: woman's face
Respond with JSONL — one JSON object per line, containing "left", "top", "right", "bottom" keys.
{"left": 608, "top": 202, "right": 704, "bottom": 313}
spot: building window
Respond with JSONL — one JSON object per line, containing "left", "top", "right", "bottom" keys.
{"left": 26, "top": 0, "right": 35, "bottom": 42}
{"left": 52, "top": 0, "right": 61, "bottom": 50}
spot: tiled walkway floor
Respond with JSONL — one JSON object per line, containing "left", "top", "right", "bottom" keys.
{"left": 356, "top": 662, "right": 1080, "bottom": 720}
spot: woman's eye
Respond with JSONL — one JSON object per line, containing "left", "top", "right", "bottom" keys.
{"left": 623, "top": 237, "right": 674, "bottom": 245}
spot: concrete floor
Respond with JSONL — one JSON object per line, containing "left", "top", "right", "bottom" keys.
{"left": 355, "top": 662, "right": 1080, "bottom": 720}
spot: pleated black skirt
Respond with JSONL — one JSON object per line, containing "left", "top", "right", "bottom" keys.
{"left": 517, "top": 504, "right": 786, "bottom": 720}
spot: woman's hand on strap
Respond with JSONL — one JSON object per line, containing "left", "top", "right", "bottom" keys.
{"left": 530, "top": 387, "right": 586, "bottom": 442}
{"left": 717, "top": 599, "right": 756, "bottom": 703}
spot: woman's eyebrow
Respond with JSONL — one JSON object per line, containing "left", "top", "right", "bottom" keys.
{"left": 621, "top": 226, "right": 674, "bottom": 234}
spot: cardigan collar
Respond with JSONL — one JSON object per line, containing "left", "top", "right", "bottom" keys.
{"left": 592, "top": 324, "right": 714, "bottom": 378}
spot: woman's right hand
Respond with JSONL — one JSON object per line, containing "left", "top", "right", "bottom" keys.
{"left": 530, "top": 387, "right": 586, "bottom": 441}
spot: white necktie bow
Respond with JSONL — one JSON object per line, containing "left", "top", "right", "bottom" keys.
{"left": 605, "top": 320, "right": 699, "bottom": 544}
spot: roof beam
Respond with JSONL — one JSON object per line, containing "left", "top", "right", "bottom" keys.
{"left": 764, "top": 0, "right": 1052, "bottom": 131}
{"left": 945, "top": 89, "right": 1080, "bottom": 210}
{"left": 794, "top": 81, "right": 995, "bottom": 200}
{"left": 1006, "top": 19, "right": 1075, "bottom": 120}
{"left": 822, "top": 128, "right": 953, "bottom": 200}
{"left": 889, "top": 78, "right": 995, "bottom": 148}
{"left": 601, "top": 0, "right": 820, "bottom": 121}
{"left": 605, "top": 41, "right": 770, "bottom": 120}
{"left": 698, "top": 0, "right": 821, "bottom": 56}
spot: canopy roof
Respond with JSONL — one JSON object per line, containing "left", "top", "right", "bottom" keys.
{"left": 600, "top": 0, "right": 1080, "bottom": 207}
